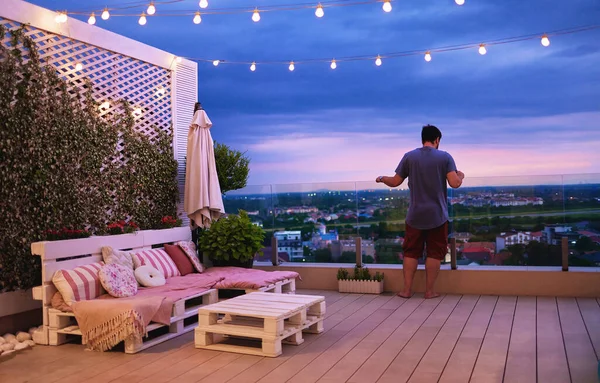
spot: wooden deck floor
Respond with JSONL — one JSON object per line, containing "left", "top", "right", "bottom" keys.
{"left": 1, "top": 291, "right": 599, "bottom": 383}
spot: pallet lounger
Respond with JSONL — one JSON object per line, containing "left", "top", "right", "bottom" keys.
{"left": 194, "top": 292, "right": 325, "bottom": 357}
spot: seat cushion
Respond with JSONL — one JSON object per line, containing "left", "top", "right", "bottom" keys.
{"left": 52, "top": 262, "right": 105, "bottom": 306}
{"left": 134, "top": 265, "right": 166, "bottom": 287}
{"left": 132, "top": 249, "right": 181, "bottom": 279}
{"left": 99, "top": 263, "right": 138, "bottom": 298}
{"left": 164, "top": 244, "right": 195, "bottom": 275}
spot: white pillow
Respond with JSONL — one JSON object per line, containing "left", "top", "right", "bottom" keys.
{"left": 134, "top": 265, "right": 166, "bottom": 287}
{"left": 52, "top": 262, "right": 105, "bottom": 306}
{"left": 101, "top": 246, "right": 134, "bottom": 270}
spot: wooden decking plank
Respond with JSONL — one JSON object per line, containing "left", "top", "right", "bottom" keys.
{"left": 256, "top": 294, "right": 393, "bottom": 383}
{"left": 377, "top": 295, "right": 462, "bottom": 383}
{"left": 167, "top": 353, "right": 243, "bottom": 383}
{"left": 347, "top": 295, "right": 445, "bottom": 383}
{"left": 438, "top": 295, "right": 498, "bottom": 383}
{"left": 576, "top": 298, "right": 600, "bottom": 359}
{"left": 287, "top": 307, "right": 398, "bottom": 383}
{"left": 198, "top": 354, "right": 263, "bottom": 383}
{"left": 224, "top": 293, "right": 377, "bottom": 383}
{"left": 137, "top": 349, "right": 221, "bottom": 383}
{"left": 469, "top": 296, "right": 517, "bottom": 383}
{"left": 537, "top": 297, "right": 571, "bottom": 383}
{"left": 557, "top": 297, "right": 598, "bottom": 383}
{"left": 406, "top": 295, "right": 480, "bottom": 383}
{"left": 503, "top": 296, "right": 537, "bottom": 383}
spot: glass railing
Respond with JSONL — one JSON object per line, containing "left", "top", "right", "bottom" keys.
{"left": 222, "top": 173, "right": 600, "bottom": 268}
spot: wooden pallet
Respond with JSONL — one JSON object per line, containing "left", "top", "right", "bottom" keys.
{"left": 47, "top": 288, "right": 218, "bottom": 354}
{"left": 231, "top": 278, "right": 296, "bottom": 294}
{"left": 194, "top": 292, "right": 325, "bottom": 357}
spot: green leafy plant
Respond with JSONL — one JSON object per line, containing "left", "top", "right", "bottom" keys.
{"left": 336, "top": 268, "right": 349, "bottom": 280}
{"left": 0, "top": 24, "right": 178, "bottom": 292}
{"left": 198, "top": 210, "right": 265, "bottom": 266}
{"left": 214, "top": 141, "right": 250, "bottom": 194}
{"left": 374, "top": 271, "right": 385, "bottom": 282}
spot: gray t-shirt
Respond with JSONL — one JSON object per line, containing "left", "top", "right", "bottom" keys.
{"left": 395, "top": 147, "right": 457, "bottom": 230}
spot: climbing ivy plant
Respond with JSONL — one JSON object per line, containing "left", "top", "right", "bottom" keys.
{"left": 0, "top": 25, "right": 179, "bottom": 292}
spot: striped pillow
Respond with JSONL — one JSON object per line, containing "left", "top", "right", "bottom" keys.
{"left": 132, "top": 249, "right": 181, "bottom": 279}
{"left": 52, "top": 262, "right": 105, "bottom": 306}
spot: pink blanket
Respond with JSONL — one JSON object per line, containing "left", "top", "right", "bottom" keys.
{"left": 202, "top": 267, "right": 300, "bottom": 290}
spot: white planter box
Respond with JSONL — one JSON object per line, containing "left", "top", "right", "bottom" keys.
{"left": 338, "top": 279, "right": 384, "bottom": 294}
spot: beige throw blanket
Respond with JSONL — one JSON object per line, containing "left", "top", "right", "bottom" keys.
{"left": 71, "top": 295, "right": 171, "bottom": 352}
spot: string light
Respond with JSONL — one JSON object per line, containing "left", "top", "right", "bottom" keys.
{"left": 375, "top": 55, "right": 382, "bottom": 66}
{"left": 139, "top": 13, "right": 147, "bottom": 25}
{"left": 541, "top": 34, "right": 550, "bottom": 46}
{"left": 289, "top": 61, "right": 295, "bottom": 71}
{"left": 455, "top": 0, "right": 465, "bottom": 5}
{"left": 134, "top": 107, "right": 143, "bottom": 116}
{"left": 330, "top": 59, "right": 337, "bottom": 69}
{"left": 147, "top": 2, "right": 156, "bottom": 15}
{"left": 213, "top": 60, "right": 220, "bottom": 66}
{"left": 424, "top": 51, "right": 432, "bottom": 62}
{"left": 100, "top": 101, "right": 110, "bottom": 110}
{"left": 478, "top": 44, "right": 487, "bottom": 55}
{"left": 75, "top": 62, "right": 83, "bottom": 71}
{"left": 250, "top": 62, "right": 256, "bottom": 71}
{"left": 88, "top": 13, "right": 96, "bottom": 25}
{"left": 193, "top": 12, "right": 202, "bottom": 24}
{"left": 199, "top": 0, "right": 209, "bottom": 9}
{"left": 55, "top": 11, "right": 68, "bottom": 23}
{"left": 315, "top": 4, "right": 324, "bottom": 18}
{"left": 155, "top": 86, "right": 166, "bottom": 97}
{"left": 382, "top": 0, "right": 392, "bottom": 13}
{"left": 252, "top": 9, "right": 261, "bottom": 22}
{"left": 101, "top": 8, "right": 110, "bottom": 20}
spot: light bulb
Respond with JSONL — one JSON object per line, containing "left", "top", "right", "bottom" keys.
{"left": 60, "top": 12, "right": 68, "bottom": 23}
{"left": 193, "top": 12, "right": 202, "bottom": 24}
{"left": 139, "top": 13, "right": 147, "bottom": 25}
{"left": 455, "top": 0, "right": 465, "bottom": 5}
{"left": 252, "top": 9, "right": 261, "bottom": 22}
{"left": 289, "top": 62, "right": 295, "bottom": 71}
{"left": 147, "top": 2, "right": 156, "bottom": 15}
{"left": 424, "top": 51, "right": 432, "bottom": 62}
{"left": 213, "top": 60, "right": 220, "bottom": 66}
{"left": 134, "top": 107, "right": 142, "bottom": 116}
{"left": 330, "top": 60, "right": 337, "bottom": 69}
{"left": 382, "top": 0, "right": 392, "bottom": 13}
{"left": 88, "top": 13, "right": 96, "bottom": 25}
{"left": 541, "top": 35, "right": 550, "bottom": 47}
{"left": 250, "top": 62, "right": 256, "bottom": 71}
{"left": 315, "top": 4, "right": 324, "bottom": 18}
{"left": 478, "top": 44, "right": 487, "bottom": 55}
{"left": 375, "top": 56, "right": 382, "bottom": 66}
{"left": 199, "top": 0, "right": 209, "bottom": 9}
{"left": 176, "top": 57, "right": 182, "bottom": 63}
{"left": 101, "top": 8, "right": 110, "bottom": 20}
{"left": 75, "top": 62, "right": 83, "bottom": 71}
{"left": 100, "top": 101, "right": 110, "bottom": 110}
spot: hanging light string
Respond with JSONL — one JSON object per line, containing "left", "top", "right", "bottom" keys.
{"left": 179, "top": 24, "right": 599, "bottom": 68}
{"left": 62, "top": 0, "right": 411, "bottom": 19}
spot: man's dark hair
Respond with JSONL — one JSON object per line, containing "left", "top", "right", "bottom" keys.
{"left": 421, "top": 124, "right": 442, "bottom": 144}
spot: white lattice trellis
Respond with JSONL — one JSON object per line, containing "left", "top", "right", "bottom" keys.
{"left": 0, "top": 18, "right": 173, "bottom": 143}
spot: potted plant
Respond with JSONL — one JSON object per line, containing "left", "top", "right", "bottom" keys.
{"left": 198, "top": 210, "right": 265, "bottom": 268}
{"left": 337, "top": 265, "right": 384, "bottom": 294}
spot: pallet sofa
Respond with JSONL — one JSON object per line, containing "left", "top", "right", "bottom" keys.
{"left": 30, "top": 227, "right": 297, "bottom": 353}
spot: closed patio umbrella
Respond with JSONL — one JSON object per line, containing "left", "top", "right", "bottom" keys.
{"left": 184, "top": 103, "right": 224, "bottom": 228}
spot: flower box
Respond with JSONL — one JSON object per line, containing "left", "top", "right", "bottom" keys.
{"left": 338, "top": 279, "right": 384, "bottom": 294}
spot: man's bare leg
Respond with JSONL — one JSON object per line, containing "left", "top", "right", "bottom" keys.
{"left": 398, "top": 257, "right": 417, "bottom": 298}
{"left": 425, "top": 257, "right": 441, "bottom": 299}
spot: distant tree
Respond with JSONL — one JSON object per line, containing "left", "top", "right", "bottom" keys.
{"left": 575, "top": 236, "right": 594, "bottom": 253}
{"left": 214, "top": 141, "right": 250, "bottom": 194}
{"left": 303, "top": 246, "right": 312, "bottom": 258}
{"left": 338, "top": 251, "right": 356, "bottom": 263}
{"left": 504, "top": 244, "right": 526, "bottom": 266}
{"left": 314, "top": 248, "right": 332, "bottom": 263}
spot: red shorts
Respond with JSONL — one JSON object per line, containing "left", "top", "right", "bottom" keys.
{"left": 403, "top": 222, "right": 448, "bottom": 260}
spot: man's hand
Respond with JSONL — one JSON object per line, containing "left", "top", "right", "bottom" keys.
{"left": 457, "top": 171, "right": 465, "bottom": 180}
{"left": 375, "top": 176, "right": 383, "bottom": 183}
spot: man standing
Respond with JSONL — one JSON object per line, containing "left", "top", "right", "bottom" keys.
{"left": 376, "top": 125, "right": 464, "bottom": 299}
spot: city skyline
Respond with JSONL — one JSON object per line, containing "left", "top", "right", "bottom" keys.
{"left": 28, "top": 0, "right": 600, "bottom": 184}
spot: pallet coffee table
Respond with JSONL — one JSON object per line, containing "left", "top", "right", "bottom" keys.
{"left": 194, "top": 292, "right": 326, "bottom": 357}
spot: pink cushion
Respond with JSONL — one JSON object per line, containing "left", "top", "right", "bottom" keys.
{"left": 52, "top": 262, "right": 105, "bottom": 306}
{"left": 99, "top": 264, "right": 138, "bottom": 298}
{"left": 132, "top": 249, "right": 181, "bottom": 279}
{"left": 176, "top": 241, "right": 205, "bottom": 273}
{"left": 164, "top": 244, "right": 195, "bottom": 276}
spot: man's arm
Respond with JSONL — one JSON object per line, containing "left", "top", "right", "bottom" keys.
{"left": 447, "top": 170, "right": 464, "bottom": 188}
{"left": 376, "top": 174, "right": 404, "bottom": 188}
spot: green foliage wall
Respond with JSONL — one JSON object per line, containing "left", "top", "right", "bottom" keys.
{"left": 0, "top": 25, "right": 179, "bottom": 292}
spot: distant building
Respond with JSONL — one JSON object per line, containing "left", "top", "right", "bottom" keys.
{"left": 449, "top": 232, "right": 472, "bottom": 242}
{"left": 496, "top": 232, "right": 537, "bottom": 252}
{"left": 274, "top": 231, "right": 303, "bottom": 260}
{"left": 461, "top": 247, "right": 493, "bottom": 263}
{"left": 543, "top": 225, "right": 580, "bottom": 245}
{"left": 330, "top": 239, "right": 375, "bottom": 260}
